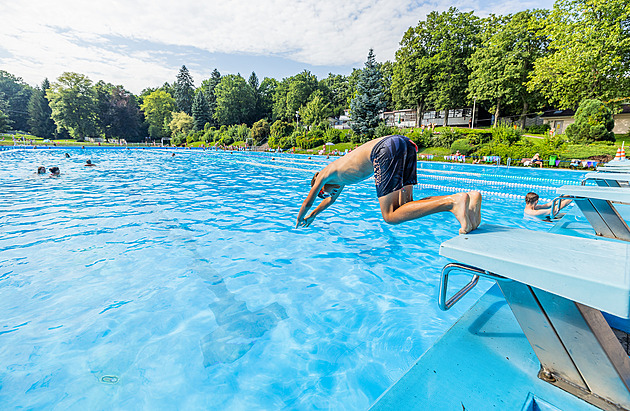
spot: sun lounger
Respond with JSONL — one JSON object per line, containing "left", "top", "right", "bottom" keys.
{"left": 438, "top": 224, "right": 630, "bottom": 410}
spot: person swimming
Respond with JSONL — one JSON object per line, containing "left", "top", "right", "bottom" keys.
{"left": 37, "top": 166, "right": 46, "bottom": 174}
{"left": 49, "top": 166, "right": 60, "bottom": 176}
{"left": 85, "top": 159, "right": 95, "bottom": 167}
{"left": 524, "top": 192, "right": 571, "bottom": 219}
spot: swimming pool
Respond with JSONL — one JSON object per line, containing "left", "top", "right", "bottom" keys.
{"left": 0, "top": 148, "right": 587, "bottom": 409}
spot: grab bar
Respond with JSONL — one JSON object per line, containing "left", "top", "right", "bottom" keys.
{"left": 438, "top": 263, "right": 508, "bottom": 311}
{"left": 550, "top": 195, "right": 572, "bottom": 219}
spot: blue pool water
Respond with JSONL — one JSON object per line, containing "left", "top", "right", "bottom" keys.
{"left": 0, "top": 148, "right": 587, "bottom": 409}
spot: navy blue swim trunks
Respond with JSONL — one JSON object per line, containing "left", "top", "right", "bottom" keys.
{"left": 370, "top": 135, "right": 418, "bottom": 198}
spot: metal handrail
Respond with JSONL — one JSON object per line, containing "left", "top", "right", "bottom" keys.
{"left": 550, "top": 195, "right": 573, "bottom": 219}
{"left": 438, "top": 263, "right": 508, "bottom": 311}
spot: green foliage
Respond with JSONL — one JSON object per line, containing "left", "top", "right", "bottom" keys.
{"left": 168, "top": 112, "right": 194, "bottom": 136}
{"left": 374, "top": 123, "right": 398, "bottom": 138}
{"left": 296, "top": 130, "right": 325, "bottom": 149}
{"left": 526, "top": 124, "right": 551, "bottom": 134}
{"left": 451, "top": 138, "right": 474, "bottom": 155}
{"left": 0, "top": 109, "right": 9, "bottom": 133}
{"left": 319, "top": 73, "right": 351, "bottom": 116}
{"left": 432, "top": 128, "right": 462, "bottom": 148}
{"left": 27, "top": 78, "right": 55, "bottom": 139}
{"left": 202, "top": 127, "right": 216, "bottom": 143}
{"left": 47, "top": 72, "right": 98, "bottom": 140}
{"left": 273, "top": 70, "right": 319, "bottom": 122}
{"left": 140, "top": 89, "right": 176, "bottom": 139}
{"left": 491, "top": 122, "right": 523, "bottom": 144}
{"left": 251, "top": 119, "right": 270, "bottom": 145}
{"left": 560, "top": 142, "right": 616, "bottom": 159}
{"left": 200, "top": 69, "right": 221, "bottom": 127}
{"left": 527, "top": 0, "right": 630, "bottom": 108}
{"left": 350, "top": 49, "right": 387, "bottom": 138}
{"left": 324, "top": 127, "right": 343, "bottom": 144}
{"left": 468, "top": 10, "right": 549, "bottom": 125}
{"left": 270, "top": 120, "right": 293, "bottom": 139}
{"left": 299, "top": 91, "right": 331, "bottom": 128}
{"left": 405, "top": 128, "right": 433, "bottom": 148}
{"left": 174, "top": 65, "right": 195, "bottom": 115}
{"left": 565, "top": 99, "right": 615, "bottom": 143}
{"left": 0, "top": 70, "right": 32, "bottom": 131}
{"left": 192, "top": 91, "right": 211, "bottom": 131}
{"left": 214, "top": 74, "right": 256, "bottom": 126}
{"left": 346, "top": 129, "right": 360, "bottom": 144}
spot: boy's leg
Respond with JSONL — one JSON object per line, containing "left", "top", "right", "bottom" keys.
{"left": 378, "top": 188, "right": 477, "bottom": 234}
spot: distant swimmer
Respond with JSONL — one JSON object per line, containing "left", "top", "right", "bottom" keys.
{"left": 37, "top": 166, "right": 46, "bottom": 174}
{"left": 49, "top": 166, "right": 60, "bottom": 176}
{"left": 65, "top": 153, "right": 70, "bottom": 158}
{"left": 172, "top": 153, "right": 175, "bottom": 157}
{"left": 85, "top": 159, "right": 96, "bottom": 167}
{"left": 296, "top": 134, "right": 481, "bottom": 234}
{"left": 524, "top": 192, "right": 571, "bottom": 219}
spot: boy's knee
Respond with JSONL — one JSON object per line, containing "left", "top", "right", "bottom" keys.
{"left": 381, "top": 212, "right": 400, "bottom": 225}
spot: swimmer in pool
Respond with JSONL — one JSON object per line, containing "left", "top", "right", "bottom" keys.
{"left": 37, "top": 166, "right": 46, "bottom": 174}
{"left": 524, "top": 192, "right": 572, "bottom": 218}
{"left": 85, "top": 159, "right": 96, "bottom": 167}
{"left": 49, "top": 166, "right": 60, "bottom": 176}
{"left": 296, "top": 135, "right": 482, "bottom": 234}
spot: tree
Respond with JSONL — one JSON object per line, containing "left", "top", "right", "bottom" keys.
{"left": 528, "top": 0, "right": 630, "bottom": 109}
{"left": 468, "top": 10, "right": 549, "bottom": 127}
{"left": 392, "top": 8, "right": 481, "bottom": 125}
{"left": 27, "top": 78, "right": 56, "bottom": 138}
{"left": 201, "top": 69, "right": 221, "bottom": 126}
{"left": 565, "top": 99, "right": 615, "bottom": 143}
{"left": 0, "top": 109, "right": 9, "bottom": 133}
{"left": 101, "top": 85, "right": 143, "bottom": 141}
{"left": 140, "top": 90, "right": 176, "bottom": 139}
{"left": 258, "top": 77, "right": 277, "bottom": 121}
{"left": 192, "top": 91, "right": 211, "bottom": 131}
{"left": 248, "top": 71, "right": 263, "bottom": 122}
{"left": 0, "top": 70, "right": 33, "bottom": 131}
{"left": 273, "top": 70, "right": 318, "bottom": 121}
{"left": 174, "top": 65, "right": 195, "bottom": 115}
{"left": 320, "top": 73, "right": 351, "bottom": 116}
{"left": 251, "top": 118, "right": 270, "bottom": 145}
{"left": 426, "top": 8, "right": 481, "bottom": 125}
{"left": 214, "top": 74, "right": 256, "bottom": 126}
{"left": 299, "top": 91, "right": 331, "bottom": 128}
{"left": 168, "top": 112, "right": 194, "bottom": 136}
{"left": 350, "top": 49, "right": 386, "bottom": 139}
{"left": 47, "top": 72, "right": 98, "bottom": 140}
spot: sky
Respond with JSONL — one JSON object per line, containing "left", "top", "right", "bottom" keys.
{"left": 0, "top": 0, "right": 554, "bottom": 94}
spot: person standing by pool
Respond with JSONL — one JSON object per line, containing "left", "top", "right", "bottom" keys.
{"left": 296, "top": 134, "right": 482, "bottom": 234}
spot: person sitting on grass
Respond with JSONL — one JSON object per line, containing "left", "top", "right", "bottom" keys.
{"left": 524, "top": 192, "right": 572, "bottom": 219}
{"left": 296, "top": 134, "right": 482, "bottom": 234}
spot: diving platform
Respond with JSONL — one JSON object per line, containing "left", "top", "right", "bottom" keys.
{"left": 372, "top": 185, "right": 630, "bottom": 411}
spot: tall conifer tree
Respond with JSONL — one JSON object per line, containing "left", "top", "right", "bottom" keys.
{"left": 27, "top": 78, "right": 56, "bottom": 138}
{"left": 192, "top": 91, "right": 211, "bottom": 131}
{"left": 350, "top": 49, "right": 386, "bottom": 140}
{"left": 174, "top": 65, "right": 195, "bottom": 115}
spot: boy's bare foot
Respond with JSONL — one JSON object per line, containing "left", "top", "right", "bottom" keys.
{"left": 467, "top": 191, "right": 482, "bottom": 230}
{"left": 450, "top": 192, "right": 472, "bottom": 234}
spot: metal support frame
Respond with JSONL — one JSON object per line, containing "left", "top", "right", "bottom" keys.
{"left": 438, "top": 263, "right": 507, "bottom": 311}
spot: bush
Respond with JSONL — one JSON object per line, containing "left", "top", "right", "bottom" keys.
{"left": 432, "top": 128, "right": 462, "bottom": 148}
{"left": 491, "top": 123, "right": 522, "bottom": 144}
{"left": 375, "top": 123, "right": 398, "bottom": 138}
{"left": 324, "top": 127, "right": 342, "bottom": 144}
{"left": 251, "top": 119, "right": 270, "bottom": 145}
{"left": 270, "top": 120, "right": 293, "bottom": 139}
{"left": 451, "top": 138, "right": 474, "bottom": 155}
{"left": 526, "top": 124, "right": 551, "bottom": 134}
{"left": 278, "top": 136, "right": 295, "bottom": 150}
{"left": 406, "top": 128, "right": 433, "bottom": 148}
{"left": 565, "top": 99, "right": 615, "bottom": 143}
{"left": 346, "top": 130, "right": 360, "bottom": 144}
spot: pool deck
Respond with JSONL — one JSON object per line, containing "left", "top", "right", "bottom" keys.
{"left": 370, "top": 205, "right": 630, "bottom": 410}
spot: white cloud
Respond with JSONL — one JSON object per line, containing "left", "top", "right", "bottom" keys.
{"left": 0, "top": 0, "right": 554, "bottom": 93}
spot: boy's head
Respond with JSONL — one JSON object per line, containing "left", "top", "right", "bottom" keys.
{"left": 525, "top": 192, "right": 539, "bottom": 205}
